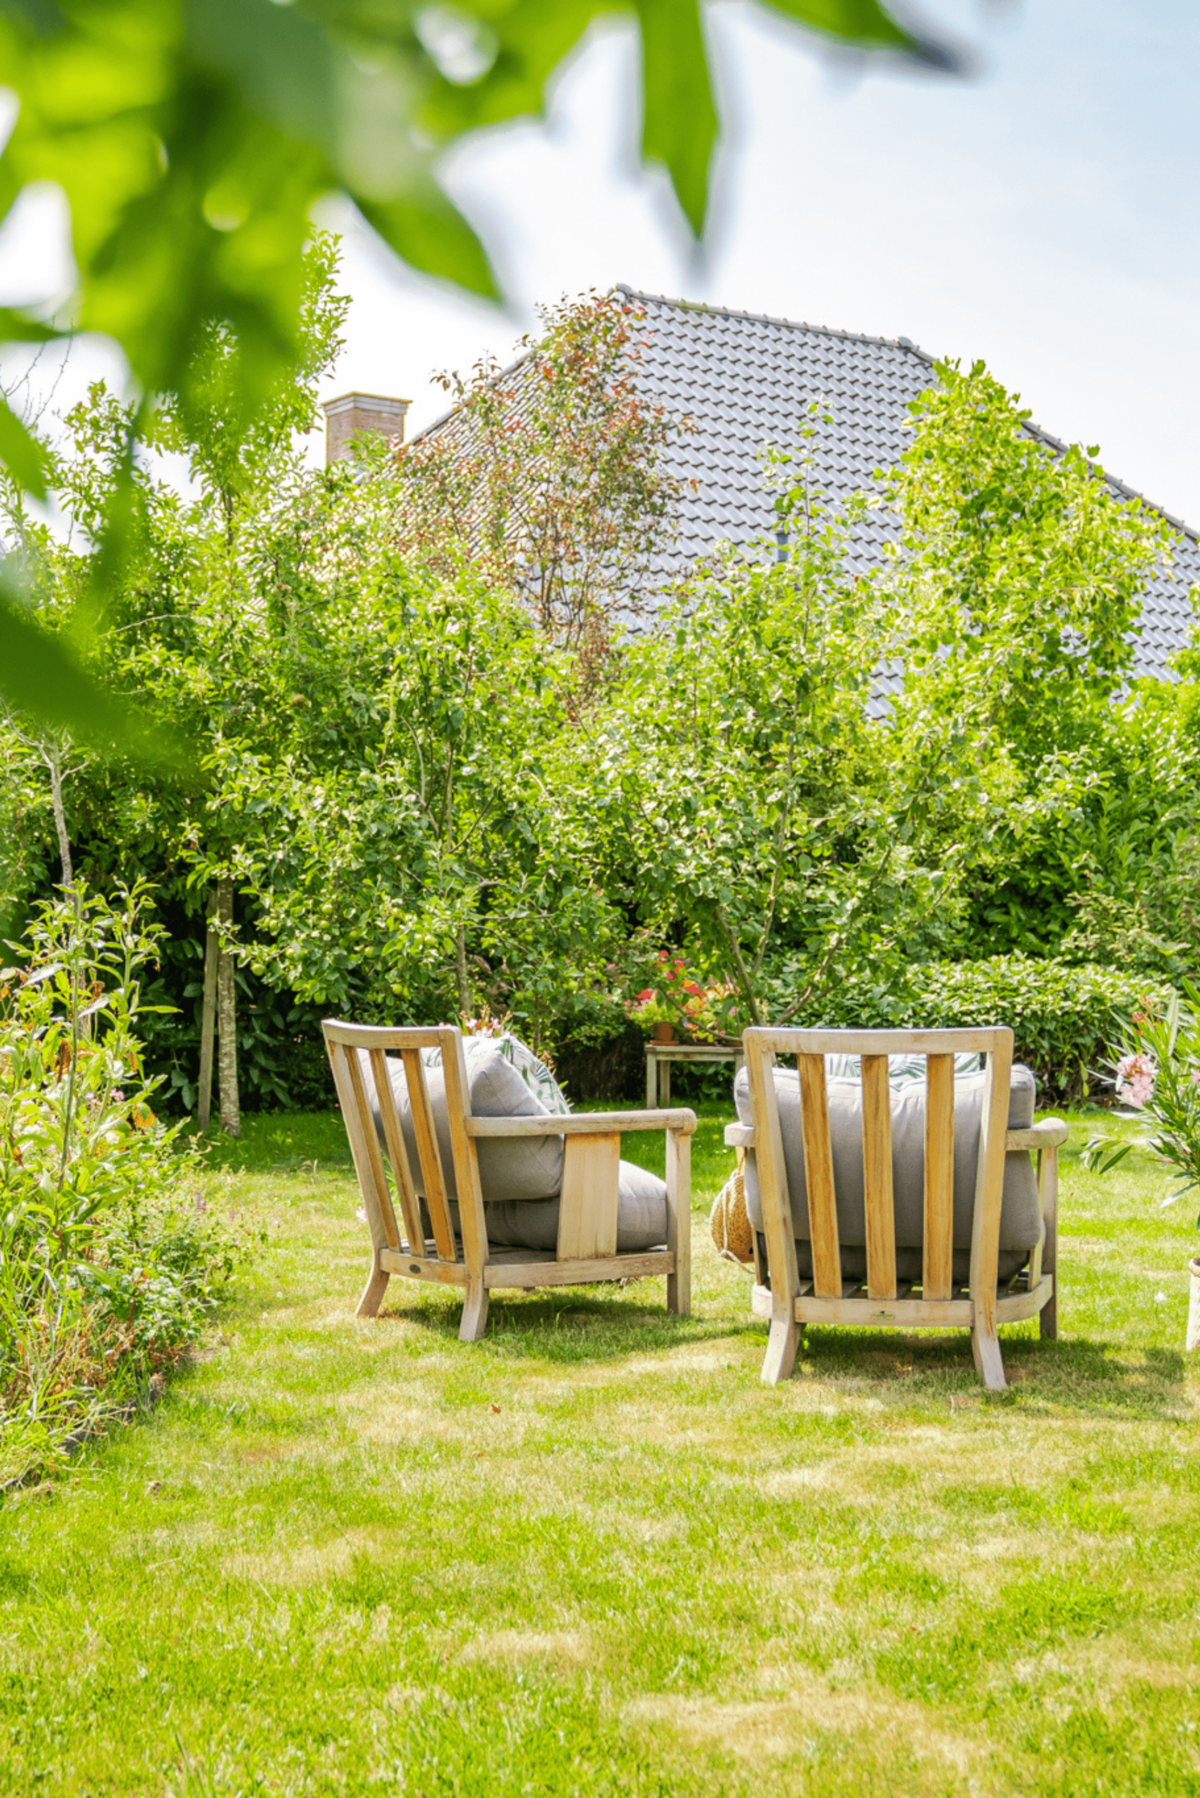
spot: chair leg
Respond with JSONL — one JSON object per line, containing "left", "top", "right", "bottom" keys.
{"left": 667, "top": 1266, "right": 690, "bottom": 1318}
{"left": 356, "top": 1263, "right": 390, "bottom": 1319}
{"left": 1039, "top": 1146, "right": 1058, "bottom": 1341}
{"left": 761, "top": 1309, "right": 800, "bottom": 1386}
{"left": 459, "top": 1280, "right": 489, "bottom": 1342}
{"left": 665, "top": 1125, "right": 691, "bottom": 1318}
{"left": 971, "top": 1317, "right": 1007, "bottom": 1391}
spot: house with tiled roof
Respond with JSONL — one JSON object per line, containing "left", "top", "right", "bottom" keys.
{"left": 327, "top": 288, "right": 1199, "bottom": 679}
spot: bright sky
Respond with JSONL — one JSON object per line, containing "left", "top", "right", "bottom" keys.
{"left": 1, "top": 1, "right": 1197, "bottom": 525}
{"left": 323, "top": 0, "right": 1200, "bottom": 526}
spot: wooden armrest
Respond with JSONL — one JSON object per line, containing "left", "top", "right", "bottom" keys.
{"left": 466, "top": 1107, "right": 697, "bottom": 1139}
{"left": 1005, "top": 1118, "right": 1069, "bottom": 1150}
{"left": 725, "top": 1123, "right": 754, "bottom": 1149}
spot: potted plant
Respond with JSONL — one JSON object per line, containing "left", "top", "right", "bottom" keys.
{"left": 626, "top": 953, "right": 744, "bottom": 1045}
{"left": 1084, "top": 986, "right": 1200, "bottom": 1350}
{"left": 625, "top": 952, "right": 700, "bottom": 1043}
{"left": 628, "top": 991, "right": 679, "bottom": 1043}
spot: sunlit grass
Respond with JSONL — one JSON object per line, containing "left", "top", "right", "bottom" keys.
{"left": 0, "top": 1105, "right": 1197, "bottom": 1795}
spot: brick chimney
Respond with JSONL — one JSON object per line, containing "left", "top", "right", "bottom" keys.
{"left": 321, "top": 392, "right": 410, "bottom": 464}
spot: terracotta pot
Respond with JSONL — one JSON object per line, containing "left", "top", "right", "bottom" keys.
{"left": 1187, "top": 1256, "right": 1200, "bottom": 1353}
{"left": 651, "top": 1021, "right": 675, "bottom": 1044}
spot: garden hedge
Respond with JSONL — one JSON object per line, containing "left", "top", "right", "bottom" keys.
{"left": 809, "top": 955, "right": 1169, "bottom": 1104}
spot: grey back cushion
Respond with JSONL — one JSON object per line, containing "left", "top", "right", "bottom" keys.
{"left": 734, "top": 1060, "right": 1039, "bottom": 1284}
{"left": 360, "top": 1043, "right": 667, "bottom": 1252}
{"left": 453, "top": 1160, "right": 667, "bottom": 1254}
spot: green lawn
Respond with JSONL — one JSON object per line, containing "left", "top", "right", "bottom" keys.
{"left": 2, "top": 1105, "right": 1198, "bottom": 1797}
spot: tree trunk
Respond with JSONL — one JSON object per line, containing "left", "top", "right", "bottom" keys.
{"left": 47, "top": 751, "right": 72, "bottom": 887}
{"left": 197, "top": 889, "right": 218, "bottom": 1131}
{"left": 216, "top": 874, "right": 240, "bottom": 1138}
{"left": 454, "top": 921, "right": 471, "bottom": 1021}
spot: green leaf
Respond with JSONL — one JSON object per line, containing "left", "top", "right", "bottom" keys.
{"left": 0, "top": 580, "right": 188, "bottom": 767}
{"left": 1080, "top": 1133, "right": 1134, "bottom": 1176}
{"left": 0, "top": 0, "right": 66, "bottom": 33}
{"left": 413, "top": 0, "right": 597, "bottom": 138}
{"left": 0, "top": 397, "right": 47, "bottom": 499}
{"left": 636, "top": 0, "right": 717, "bottom": 235}
{"left": 183, "top": 0, "right": 336, "bottom": 151}
{"left": 0, "top": 309, "right": 64, "bottom": 345}
{"left": 416, "top": 0, "right": 952, "bottom": 238}
{"left": 354, "top": 191, "right": 497, "bottom": 301}
{"left": 761, "top": 0, "right": 923, "bottom": 55}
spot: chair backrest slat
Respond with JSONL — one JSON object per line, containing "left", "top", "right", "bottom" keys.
{"left": 861, "top": 1055, "right": 897, "bottom": 1301}
{"left": 797, "top": 1052, "right": 841, "bottom": 1298}
{"left": 969, "top": 1040, "right": 1013, "bottom": 1329}
{"left": 923, "top": 1053, "right": 956, "bottom": 1299}
{"left": 323, "top": 1022, "right": 444, "bottom": 1053}
{"left": 368, "top": 1047, "right": 425, "bottom": 1255}
{"left": 330, "top": 1041, "right": 400, "bottom": 1252}
{"left": 745, "top": 1041, "right": 801, "bottom": 1305}
{"left": 399, "top": 1048, "right": 457, "bottom": 1261}
{"left": 438, "top": 1027, "right": 490, "bottom": 1272}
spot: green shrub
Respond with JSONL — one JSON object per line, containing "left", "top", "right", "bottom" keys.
{"left": 802, "top": 955, "right": 1168, "bottom": 1103}
{"left": 0, "top": 883, "right": 249, "bottom": 1485}
{"left": 909, "top": 957, "right": 1168, "bottom": 1099}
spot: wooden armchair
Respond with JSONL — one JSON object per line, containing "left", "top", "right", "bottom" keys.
{"left": 725, "top": 1026, "right": 1068, "bottom": 1392}
{"left": 323, "top": 1021, "right": 695, "bottom": 1340}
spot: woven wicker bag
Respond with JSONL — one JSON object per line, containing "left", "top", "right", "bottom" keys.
{"left": 710, "top": 1153, "right": 755, "bottom": 1267}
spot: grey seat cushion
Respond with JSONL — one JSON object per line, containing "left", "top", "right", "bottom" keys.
{"left": 734, "top": 1059, "right": 1040, "bottom": 1284}
{"left": 360, "top": 1040, "right": 668, "bottom": 1251}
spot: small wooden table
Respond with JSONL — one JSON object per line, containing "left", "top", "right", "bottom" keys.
{"left": 645, "top": 1042, "right": 744, "bottom": 1107}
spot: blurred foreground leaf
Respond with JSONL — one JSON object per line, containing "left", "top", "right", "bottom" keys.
{"left": 0, "top": 581, "right": 186, "bottom": 768}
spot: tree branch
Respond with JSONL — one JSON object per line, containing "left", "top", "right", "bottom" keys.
{"left": 714, "top": 901, "right": 763, "bottom": 1027}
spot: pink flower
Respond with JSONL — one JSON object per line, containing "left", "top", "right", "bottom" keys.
{"left": 1116, "top": 1052, "right": 1156, "bottom": 1109}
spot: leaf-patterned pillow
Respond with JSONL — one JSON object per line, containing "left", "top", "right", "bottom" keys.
{"left": 420, "top": 1031, "right": 571, "bottom": 1115}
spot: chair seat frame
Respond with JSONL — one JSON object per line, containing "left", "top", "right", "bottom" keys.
{"left": 323, "top": 1021, "right": 695, "bottom": 1340}
{"left": 727, "top": 1026, "right": 1068, "bottom": 1391}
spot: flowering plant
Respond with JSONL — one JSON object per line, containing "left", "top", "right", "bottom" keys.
{"left": 679, "top": 979, "right": 739, "bottom": 1042}
{"left": 1115, "top": 1051, "right": 1156, "bottom": 1110}
{"left": 625, "top": 953, "right": 741, "bottom": 1042}
{"left": 458, "top": 1003, "right": 513, "bottom": 1040}
{"left": 1083, "top": 986, "right": 1200, "bottom": 1227}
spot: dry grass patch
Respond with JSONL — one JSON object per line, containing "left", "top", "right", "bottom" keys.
{"left": 458, "top": 1627, "right": 593, "bottom": 1668}
{"left": 626, "top": 1680, "right": 984, "bottom": 1781}
{"left": 224, "top": 1524, "right": 397, "bottom": 1586}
